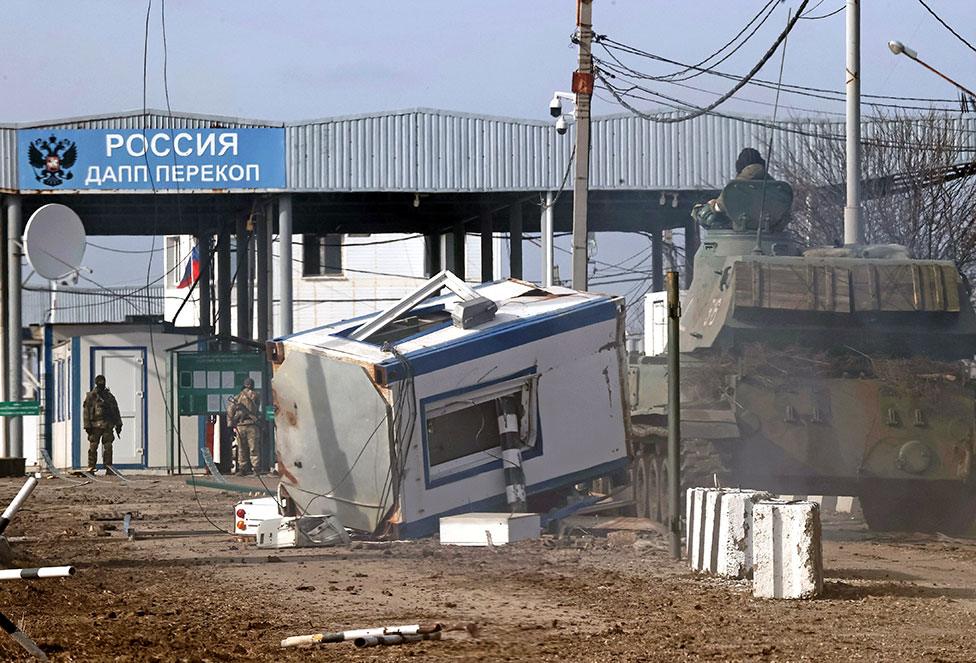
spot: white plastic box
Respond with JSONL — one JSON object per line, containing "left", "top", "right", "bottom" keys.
{"left": 439, "top": 512, "right": 541, "bottom": 546}
{"left": 232, "top": 496, "right": 279, "bottom": 536}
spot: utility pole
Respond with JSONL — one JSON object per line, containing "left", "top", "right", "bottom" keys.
{"left": 666, "top": 271, "right": 682, "bottom": 560}
{"left": 571, "top": 0, "right": 594, "bottom": 291}
{"left": 844, "top": 0, "right": 864, "bottom": 246}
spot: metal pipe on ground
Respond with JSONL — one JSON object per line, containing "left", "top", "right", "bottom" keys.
{"left": 0, "top": 473, "right": 40, "bottom": 535}
{"left": 280, "top": 622, "right": 442, "bottom": 648}
{"left": 0, "top": 610, "right": 48, "bottom": 661}
{"left": 0, "top": 566, "right": 75, "bottom": 580}
{"left": 355, "top": 632, "right": 442, "bottom": 648}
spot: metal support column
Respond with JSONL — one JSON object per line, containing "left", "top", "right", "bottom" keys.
{"left": 684, "top": 220, "right": 699, "bottom": 289}
{"left": 509, "top": 202, "right": 523, "bottom": 279}
{"left": 424, "top": 233, "right": 441, "bottom": 278}
{"left": 217, "top": 224, "right": 232, "bottom": 343}
{"left": 542, "top": 193, "right": 555, "bottom": 287}
{"left": 256, "top": 207, "right": 270, "bottom": 341}
{"left": 196, "top": 232, "right": 212, "bottom": 335}
{"left": 6, "top": 195, "right": 22, "bottom": 459}
{"left": 651, "top": 229, "right": 663, "bottom": 292}
{"left": 449, "top": 221, "right": 466, "bottom": 279}
{"left": 235, "top": 217, "right": 250, "bottom": 340}
{"left": 480, "top": 209, "right": 493, "bottom": 283}
{"left": 666, "top": 270, "right": 682, "bottom": 560}
{"left": 216, "top": 222, "right": 232, "bottom": 473}
{"left": 278, "top": 195, "right": 293, "bottom": 336}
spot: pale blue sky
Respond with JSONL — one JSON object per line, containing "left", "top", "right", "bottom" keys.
{"left": 3, "top": 0, "right": 975, "bottom": 289}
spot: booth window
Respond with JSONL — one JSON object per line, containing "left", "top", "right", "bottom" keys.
{"left": 166, "top": 237, "right": 181, "bottom": 286}
{"left": 303, "top": 234, "right": 343, "bottom": 277}
{"left": 424, "top": 375, "right": 538, "bottom": 476}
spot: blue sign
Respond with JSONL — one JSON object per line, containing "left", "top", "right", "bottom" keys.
{"left": 17, "top": 128, "right": 285, "bottom": 191}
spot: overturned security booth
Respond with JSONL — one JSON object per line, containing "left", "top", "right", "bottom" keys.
{"left": 268, "top": 272, "right": 631, "bottom": 538}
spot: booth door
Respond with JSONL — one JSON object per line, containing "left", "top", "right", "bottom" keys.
{"left": 92, "top": 348, "right": 146, "bottom": 467}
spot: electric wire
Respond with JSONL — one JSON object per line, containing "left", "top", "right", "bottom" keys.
{"left": 591, "top": 1, "right": 806, "bottom": 125}
{"left": 597, "top": 36, "right": 958, "bottom": 104}
{"left": 140, "top": 0, "right": 227, "bottom": 534}
{"left": 916, "top": 0, "right": 976, "bottom": 56}
{"left": 656, "top": 0, "right": 782, "bottom": 83}
{"left": 799, "top": 5, "right": 844, "bottom": 20}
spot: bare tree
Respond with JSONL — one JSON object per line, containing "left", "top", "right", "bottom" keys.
{"left": 780, "top": 111, "right": 976, "bottom": 279}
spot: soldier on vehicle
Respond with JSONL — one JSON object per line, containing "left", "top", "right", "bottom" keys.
{"left": 693, "top": 147, "right": 775, "bottom": 230}
{"left": 228, "top": 377, "right": 262, "bottom": 475}
{"left": 83, "top": 374, "right": 123, "bottom": 473}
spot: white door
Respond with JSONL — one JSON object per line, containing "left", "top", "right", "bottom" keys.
{"left": 93, "top": 348, "right": 145, "bottom": 466}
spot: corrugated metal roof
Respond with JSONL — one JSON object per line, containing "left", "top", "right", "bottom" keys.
{"left": 3, "top": 108, "right": 976, "bottom": 194}
{"left": 23, "top": 286, "right": 164, "bottom": 326}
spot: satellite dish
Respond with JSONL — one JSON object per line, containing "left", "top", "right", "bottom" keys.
{"left": 24, "top": 204, "right": 87, "bottom": 280}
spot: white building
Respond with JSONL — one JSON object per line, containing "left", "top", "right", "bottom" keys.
{"left": 164, "top": 232, "right": 504, "bottom": 335}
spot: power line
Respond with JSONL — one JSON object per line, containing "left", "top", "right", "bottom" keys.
{"left": 595, "top": 77, "right": 976, "bottom": 153}
{"left": 659, "top": 0, "right": 782, "bottom": 83}
{"left": 594, "top": 48, "right": 963, "bottom": 113}
{"left": 916, "top": 0, "right": 976, "bottom": 56}
{"left": 799, "top": 4, "right": 843, "bottom": 20}
{"left": 593, "top": 0, "right": 810, "bottom": 125}
{"left": 86, "top": 241, "right": 161, "bottom": 254}
{"left": 598, "top": 36, "right": 959, "bottom": 104}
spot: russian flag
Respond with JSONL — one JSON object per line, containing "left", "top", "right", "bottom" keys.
{"left": 177, "top": 245, "right": 200, "bottom": 289}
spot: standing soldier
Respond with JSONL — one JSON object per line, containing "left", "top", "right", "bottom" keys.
{"left": 83, "top": 375, "right": 122, "bottom": 473}
{"left": 230, "top": 377, "right": 262, "bottom": 475}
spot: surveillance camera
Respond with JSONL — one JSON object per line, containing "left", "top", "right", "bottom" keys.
{"left": 555, "top": 115, "right": 568, "bottom": 135}
{"left": 549, "top": 96, "right": 562, "bottom": 118}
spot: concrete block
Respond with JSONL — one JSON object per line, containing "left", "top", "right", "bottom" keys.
{"left": 439, "top": 512, "right": 540, "bottom": 546}
{"left": 715, "top": 489, "right": 771, "bottom": 579}
{"left": 687, "top": 487, "right": 723, "bottom": 573}
{"left": 752, "top": 500, "right": 823, "bottom": 599}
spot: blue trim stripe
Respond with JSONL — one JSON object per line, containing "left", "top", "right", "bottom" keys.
{"left": 397, "top": 456, "right": 631, "bottom": 539}
{"left": 43, "top": 325, "right": 54, "bottom": 457}
{"left": 380, "top": 298, "right": 617, "bottom": 382}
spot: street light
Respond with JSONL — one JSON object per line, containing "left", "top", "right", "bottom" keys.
{"left": 888, "top": 40, "right": 976, "bottom": 99}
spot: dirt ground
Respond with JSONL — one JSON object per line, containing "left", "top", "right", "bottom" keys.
{"left": 1, "top": 475, "right": 975, "bottom": 662}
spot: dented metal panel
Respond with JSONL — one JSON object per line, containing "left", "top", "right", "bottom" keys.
{"left": 273, "top": 351, "right": 392, "bottom": 533}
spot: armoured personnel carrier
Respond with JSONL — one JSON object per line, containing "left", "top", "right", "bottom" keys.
{"left": 629, "top": 177, "right": 976, "bottom": 533}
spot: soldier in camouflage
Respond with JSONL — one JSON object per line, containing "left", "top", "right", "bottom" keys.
{"left": 229, "top": 377, "right": 262, "bottom": 475}
{"left": 693, "top": 147, "right": 773, "bottom": 229}
{"left": 83, "top": 375, "right": 123, "bottom": 473}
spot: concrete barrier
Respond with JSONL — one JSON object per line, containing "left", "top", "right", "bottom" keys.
{"left": 686, "top": 487, "right": 721, "bottom": 572}
{"left": 779, "top": 494, "right": 861, "bottom": 516}
{"left": 716, "top": 490, "right": 771, "bottom": 579}
{"left": 752, "top": 500, "right": 823, "bottom": 599}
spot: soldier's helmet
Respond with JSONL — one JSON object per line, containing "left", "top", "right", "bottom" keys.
{"left": 243, "top": 377, "right": 255, "bottom": 389}
{"left": 94, "top": 375, "right": 106, "bottom": 387}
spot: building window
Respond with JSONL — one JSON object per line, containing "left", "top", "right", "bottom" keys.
{"left": 166, "top": 237, "right": 181, "bottom": 286}
{"left": 302, "top": 234, "right": 342, "bottom": 277}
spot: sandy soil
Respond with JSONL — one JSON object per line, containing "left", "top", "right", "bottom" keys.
{"left": 0, "top": 474, "right": 974, "bottom": 662}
